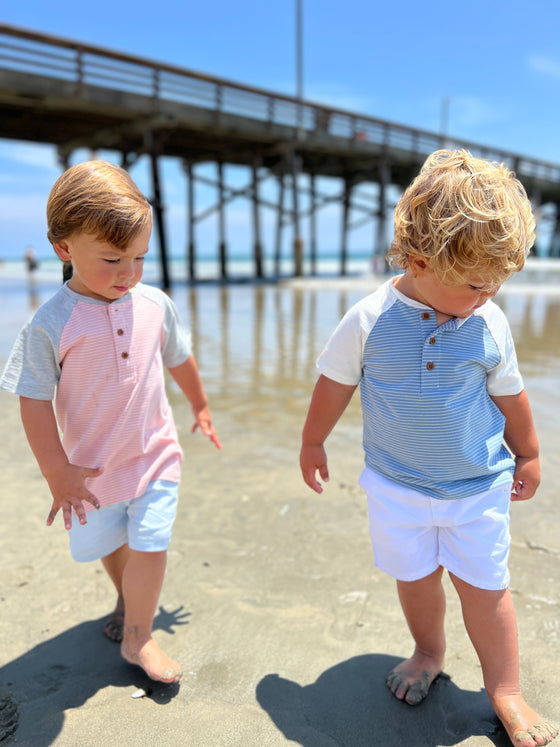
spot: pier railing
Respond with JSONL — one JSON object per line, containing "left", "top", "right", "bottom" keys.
{"left": 2, "top": 23, "right": 560, "bottom": 185}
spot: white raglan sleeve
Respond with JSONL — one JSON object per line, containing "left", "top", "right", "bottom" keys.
{"left": 485, "top": 304, "right": 524, "bottom": 396}
{"left": 317, "top": 304, "right": 367, "bottom": 386}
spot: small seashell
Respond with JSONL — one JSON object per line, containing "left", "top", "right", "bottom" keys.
{"left": 131, "top": 688, "right": 147, "bottom": 699}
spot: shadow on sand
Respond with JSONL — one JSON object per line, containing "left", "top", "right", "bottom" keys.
{"left": 0, "top": 606, "right": 188, "bottom": 745}
{"left": 257, "top": 654, "right": 511, "bottom": 747}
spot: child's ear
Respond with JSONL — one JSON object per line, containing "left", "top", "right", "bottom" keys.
{"left": 410, "top": 255, "right": 429, "bottom": 276}
{"left": 53, "top": 241, "right": 71, "bottom": 262}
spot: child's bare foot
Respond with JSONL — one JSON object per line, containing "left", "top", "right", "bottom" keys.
{"left": 490, "top": 694, "right": 558, "bottom": 747}
{"left": 386, "top": 651, "right": 445, "bottom": 705}
{"left": 121, "top": 637, "right": 182, "bottom": 684}
{"left": 102, "top": 595, "right": 125, "bottom": 642}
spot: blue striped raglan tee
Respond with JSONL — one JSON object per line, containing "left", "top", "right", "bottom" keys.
{"left": 317, "top": 278, "right": 523, "bottom": 500}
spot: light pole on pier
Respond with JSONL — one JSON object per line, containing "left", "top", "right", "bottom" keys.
{"left": 293, "top": 0, "right": 304, "bottom": 276}
{"left": 440, "top": 96, "right": 451, "bottom": 146}
{"left": 296, "top": 0, "right": 303, "bottom": 107}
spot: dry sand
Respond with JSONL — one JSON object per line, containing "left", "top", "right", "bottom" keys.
{"left": 1, "top": 278, "right": 559, "bottom": 746}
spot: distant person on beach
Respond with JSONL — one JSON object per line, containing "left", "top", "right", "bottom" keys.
{"left": 300, "top": 150, "right": 558, "bottom": 747}
{"left": 24, "top": 245, "right": 38, "bottom": 276}
{"left": 1, "top": 161, "right": 221, "bottom": 685}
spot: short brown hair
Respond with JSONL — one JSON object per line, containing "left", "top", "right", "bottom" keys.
{"left": 47, "top": 161, "right": 151, "bottom": 249}
{"left": 387, "top": 149, "right": 536, "bottom": 286}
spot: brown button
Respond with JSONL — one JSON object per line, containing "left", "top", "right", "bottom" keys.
{"left": 429, "top": 337, "right": 436, "bottom": 345}
{"left": 426, "top": 361, "right": 435, "bottom": 370}
{"left": 422, "top": 312, "right": 430, "bottom": 320}
{"left": 121, "top": 352, "right": 129, "bottom": 359}
{"left": 117, "top": 329, "right": 124, "bottom": 336}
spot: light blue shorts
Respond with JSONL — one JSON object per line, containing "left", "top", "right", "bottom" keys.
{"left": 68, "top": 480, "right": 179, "bottom": 563}
{"left": 360, "top": 468, "right": 511, "bottom": 591}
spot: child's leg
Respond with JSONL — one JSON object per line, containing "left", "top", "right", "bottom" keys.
{"left": 450, "top": 574, "right": 558, "bottom": 747}
{"left": 100, "top": 544, "right": 129, "bottom": 642}
{"left": 119, "top": 549, "right": 182, "bottom": 683}
{"left": 387, "top": 566, "right": 447, "bottom": 705}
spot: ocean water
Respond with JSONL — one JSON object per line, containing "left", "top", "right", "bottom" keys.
{"left": 1, "top": 257, "right": 559, "bottom": 389}
{"left": 0, "top": 251, "right": 376, "bottom": 287}
{"left": 1, "top": 258, "right": 559, "bottom": 427}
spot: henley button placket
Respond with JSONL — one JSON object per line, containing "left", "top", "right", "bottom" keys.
{"left": 109, "top": 305, "right": 134, "bottom": 381}
{"left": 419, "top": 310, "right": 439, "bottom": 389}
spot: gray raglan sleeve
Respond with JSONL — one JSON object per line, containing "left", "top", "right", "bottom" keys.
{"left": 0, "top": 287, "right": 71, "bottom": 399}
{"left": 0, "top": 317, "right": 61, "bottom": 400}
{"left": 158, "top": 293, "right": 193, "bottom": 368}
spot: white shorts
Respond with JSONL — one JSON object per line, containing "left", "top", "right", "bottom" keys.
{"left": 359, "top": 468, "right": 511, "bottom": 591}
{"left": 68, "top": 480, "right": 179, "bottom": 562}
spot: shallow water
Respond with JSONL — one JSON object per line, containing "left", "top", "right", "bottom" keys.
{"left": 2, "top": 264, "right": 559, "bottom": 425}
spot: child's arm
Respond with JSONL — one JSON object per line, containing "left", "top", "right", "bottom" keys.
{"left": 300, "top": 374, "right": 357, "bottom": 493}
{"left": 168, "top": 355, "right": 222, "bottom": 449}
{"left": 19, "top": 397, "right": 102, "bottom": 529}
{"left": 491, "top": 389, "right": 540, "bottom": 501}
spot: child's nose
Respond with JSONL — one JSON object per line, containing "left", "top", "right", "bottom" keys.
{"left": 119, "top": 261, "right": 135, "bottom": 277}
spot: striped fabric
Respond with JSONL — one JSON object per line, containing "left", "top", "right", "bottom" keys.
{"left": 1, "top": 282, "right": 192, "bottom": 510}
{"left": 318, "top": 278, "right": 523, "bottom": 500}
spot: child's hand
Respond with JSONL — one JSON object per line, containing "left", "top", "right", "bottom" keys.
{"left": 44, "top": 463, "right": 102, "bottom": 530}
{"left": 510, "top": 455, "right": 540, "bottom": 501}
{"left": 300, "top": 443, "right": 329, "bottom": 494}
{"left": 191, "top": 406, "right": 222, "bottom": 449}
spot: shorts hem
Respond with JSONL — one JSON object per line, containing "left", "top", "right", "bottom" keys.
{"left": 375, "top": 560, "right": 440, "bottom": 583}
{"left": 444, "top": 564, "right": 510, "bottom": 591}
{"left": 128, "top": 539, "right": 172, "bottom": 553}
{"left": 375, "top": 558, "right": 510, "bottom": 590}
{"left": 71, "top": 536, "right": 127, "bottom": 563}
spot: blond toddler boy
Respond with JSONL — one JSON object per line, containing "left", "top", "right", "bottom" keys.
{"left": 300, "top": 150, "right": 558, "bottom": 747}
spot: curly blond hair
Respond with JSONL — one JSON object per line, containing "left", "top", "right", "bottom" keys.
{"left": 47, "top": 161, "right": 151, "bottom": 249}
{"left": 387, "top": 150, "right": 536, "bottom": 286}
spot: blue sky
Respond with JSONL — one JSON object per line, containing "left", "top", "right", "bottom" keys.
{"left": 1, "top": 0, "right": 560, "bottom": 262}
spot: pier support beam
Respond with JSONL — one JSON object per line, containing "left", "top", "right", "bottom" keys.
{"left": 292, "top": 151, "right": 303, "bottom": 277}
{"left": 309, "top": 173, "right": 317, "bottom": 275}
{"left": 375, "top": 159, "right": 391, "bottom": 272}
{"left": 56, "top": 149, "right": 73, "bottom": 283}
{"left": 340, "top": 177, "right": 352, "bottom": 275}
{"left": 185, "top": 162, "right": 196, "bottom": 281}
{"left": 149, "top": 139, "right": 170, "bottom": 290}
{"left": 550, "top": 204, "right": 560, "bottom": 257}
{"left": 274, "top": 174, "right": 285, "bottom": 276}
{"left": 217, "top": 161, "right": 227, "bottom": 279}
{"left": 251, "top": 155, "right": 264, "bottom": 279}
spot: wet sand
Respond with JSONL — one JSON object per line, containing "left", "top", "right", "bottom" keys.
{"left": 1, "top": 271, "right": 559, "bottom": 746}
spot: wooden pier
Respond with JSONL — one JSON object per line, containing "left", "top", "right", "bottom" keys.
{"left": 1, "top": 23, "right": 560, "bottom": 286}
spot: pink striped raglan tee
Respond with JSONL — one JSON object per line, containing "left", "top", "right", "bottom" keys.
{"left": 1, "top": 282, "right": 192, "bottom": 511}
